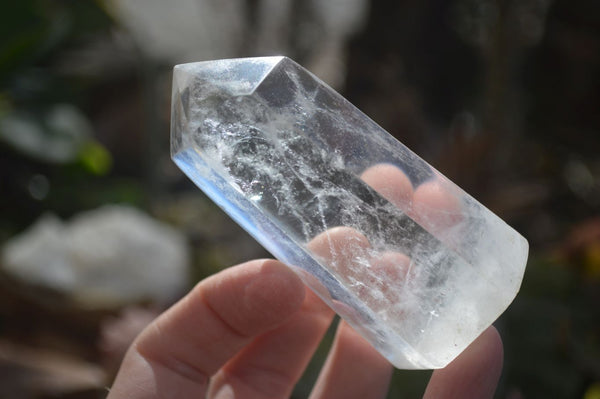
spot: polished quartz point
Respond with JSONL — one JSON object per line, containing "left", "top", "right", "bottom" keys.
{"left": 170, "top": 56, "right": 528, "bottom": 369}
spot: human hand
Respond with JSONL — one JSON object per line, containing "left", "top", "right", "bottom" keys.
{"left": 106, "top": 258, "right": 502, "bottom": 399}
{"left": 107, "top": 165, "right": 503, "bottom": 398}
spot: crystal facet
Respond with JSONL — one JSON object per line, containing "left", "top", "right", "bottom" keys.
{"left": 170, "top": 56, "right": 528, "bottom": 369}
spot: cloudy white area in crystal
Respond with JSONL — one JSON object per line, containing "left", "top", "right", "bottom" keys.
{"left": 170, "top": 56, "right": 529, "bottom": 369}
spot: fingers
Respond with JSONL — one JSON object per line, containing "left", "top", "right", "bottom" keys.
{"left": 360, "top": 164, "right": 462, "bottom": 236}
{"left": 207, "top": 288, "right": 334, "bottom": 399}
{"left": 307, "top": 227, "right": 379, "bottom": 317}
{"left": 368, "top": 251, "right": 412, "bottom": 309}
{"left": 309, "top": 321, "right": 393, "bottom": 399}
{"left": 410, "top": 179, "right": 462, "bottom": 234}
{"left": 308, "top": 226, "right": 371, "bottom": 283}
{"left": 107, "top": 259, "right": 305, "bottom": 399}
{"left": 360, "top": 163, "right": 413, "bottom": 209}
{"left": 423, "top": 326, "right": 504, "bottom": 399}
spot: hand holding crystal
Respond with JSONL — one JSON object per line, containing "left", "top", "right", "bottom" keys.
{"left": 107, "top": 165, "right": 504, "bottom": 399}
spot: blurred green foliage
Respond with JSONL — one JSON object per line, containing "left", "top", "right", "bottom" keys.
{"left": 0, "top": 0, "right": 143, "bottom": 238}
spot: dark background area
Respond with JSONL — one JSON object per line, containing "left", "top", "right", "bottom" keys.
{"left": 0, "top": 0, "right": 599, "bottom": 398}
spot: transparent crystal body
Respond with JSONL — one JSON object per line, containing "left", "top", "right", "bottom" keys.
{"left": 170, "top": 56, "right": 528, "bottom": 369}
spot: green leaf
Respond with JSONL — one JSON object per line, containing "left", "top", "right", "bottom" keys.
{"left": 79, "top": 140, "right": 112, "bottom": 175}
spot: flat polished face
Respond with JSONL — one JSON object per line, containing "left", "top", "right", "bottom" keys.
{"left": 171, "top": 56, "right": 528, "bottom": 369}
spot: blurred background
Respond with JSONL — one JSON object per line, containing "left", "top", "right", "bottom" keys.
{"left": 0, "top": 0, "right": 599, "bottom": 398}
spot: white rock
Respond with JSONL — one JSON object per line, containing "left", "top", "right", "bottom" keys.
{"left": 2, "top": 206, "right": 189, "bottom": 308}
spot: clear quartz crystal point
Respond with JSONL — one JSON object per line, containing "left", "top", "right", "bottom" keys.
{"left": 170, "top": 56, "right": 528, "bottom": 369}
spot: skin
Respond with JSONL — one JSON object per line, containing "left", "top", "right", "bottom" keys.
{"left": 107, "top": 165, "right": 504, "bottom": 399}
